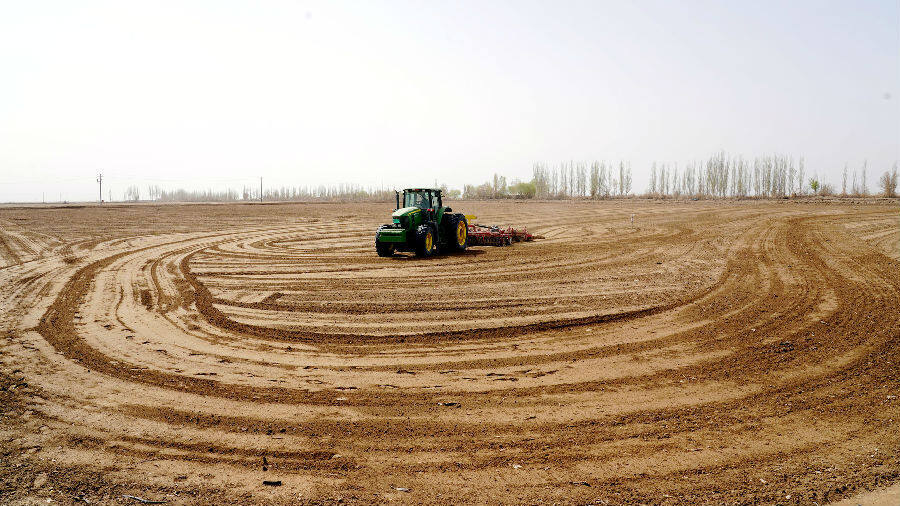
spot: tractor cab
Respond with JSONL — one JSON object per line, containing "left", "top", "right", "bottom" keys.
{"left": 376, "top": 188, "right": 468, "bottom": 257}
{"left": 399, "top": 188, "right": 442, "bottom": 211}
{"left": 393, "top": 188, "right": 448, "bottom": 226}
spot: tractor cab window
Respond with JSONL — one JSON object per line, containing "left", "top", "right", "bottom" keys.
{"left": 404, "top": 191, "right": 431, "bottom": 210}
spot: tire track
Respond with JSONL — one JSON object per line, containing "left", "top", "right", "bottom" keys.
{"left": 1, "top": 200, "right": 897, "bottom": 505}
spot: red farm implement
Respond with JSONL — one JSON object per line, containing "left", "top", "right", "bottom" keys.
{"left": 466, "top": 219, "right": 536, "bottom": 247}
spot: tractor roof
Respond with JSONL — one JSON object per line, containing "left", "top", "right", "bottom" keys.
{"left": 403, "top": 188, "right": 441, "bottom": 193}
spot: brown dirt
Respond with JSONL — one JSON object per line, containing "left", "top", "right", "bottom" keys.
{"left": 0, "top": 199, "right": 898, "bottom": 505}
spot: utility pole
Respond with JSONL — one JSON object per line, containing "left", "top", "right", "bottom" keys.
{"left": 96, "top": 172, "right": 103, "bottom": 204}
{"left": 259, "top": 177, "right": 263, "bottom": 202}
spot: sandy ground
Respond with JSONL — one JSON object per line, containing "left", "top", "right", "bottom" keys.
{"left": 0, "top": 199, "right": 898, "bottom": 505}
{"left": 831, "top": 482, "right": 900, "bottom": 506}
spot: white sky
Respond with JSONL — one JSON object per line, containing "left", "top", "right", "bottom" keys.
{"left": 1, "top": 0, "right": 897, "bottom": 202}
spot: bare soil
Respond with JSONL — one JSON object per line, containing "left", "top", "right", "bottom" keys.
{"left": 0, "top": 199, "right": 898, "bottom": 505}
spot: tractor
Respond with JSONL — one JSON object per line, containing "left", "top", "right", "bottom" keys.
{"left": 374, "top": 188, "right": 468, "bottom": 257}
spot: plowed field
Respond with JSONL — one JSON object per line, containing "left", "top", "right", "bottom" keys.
{"left": 1, "top": 200, "right": 898, "bottom": 505}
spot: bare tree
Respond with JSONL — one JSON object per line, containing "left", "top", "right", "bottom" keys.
{"left": 879, "top": 163, "right": 899, "bottom": 197}
{"left": 684, "top": 162, "right": 696, "bottom": 197}
{"left": 532, "top": 163, "right": 550, "bottom": 199}
{"left": 578, "top": 162, "right": 587, "bottom": 197}
{"left": 125, "top": 185, "right": 140, "bottom": 201}
{"left": 861, "top": 160, "right": 868, "bottom": 195}
{"left": 623, "top": 162, "right": 632, "bottom": 195}
{"left": 551, "top": 166, "right": 558, "bottom": 197}
{"left": 697, "top": 163, "right": 705, "bottom": 198}
{"left": 589, "top": 162, "right": 599, "bottom": 198}
{"left": 617, "top": 161, "right": 626, "bottom": 196}
{"left": 559, "top": 164, "right": 567, "bottom": 198}
{"left": 599, "top": 161, "right": 610, "bottom": 197}
{"left": 841, "top": 164, "right": 848, "bottom": 196}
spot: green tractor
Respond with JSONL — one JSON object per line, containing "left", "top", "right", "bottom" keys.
{"left": 375, "top": 188, "right": 468, "bottom": 257}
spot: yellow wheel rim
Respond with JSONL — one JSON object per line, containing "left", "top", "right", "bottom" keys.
{"left": 425, "top": 232, "right": 433, "bottom": 251}
{"left": 457, "top": 222, "right": 467, "bottom": 245}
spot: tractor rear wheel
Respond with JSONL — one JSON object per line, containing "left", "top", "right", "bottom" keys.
{"left": 447, "top": 214, "right": 468, "bottom": 252}
{"left": 415, "top": 224, "right": 437, "bottom": 257}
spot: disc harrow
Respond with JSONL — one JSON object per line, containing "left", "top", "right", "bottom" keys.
{"left": 466, "top": 222, "right": 536, "bottom": 247}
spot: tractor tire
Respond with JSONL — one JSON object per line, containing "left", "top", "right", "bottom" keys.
{"left": 375, "top": 226, "right": 395, "bottom": 257}
{"left": 376, "top": 241, "right": 394, "bottom": 257}
{"left": 447, "top": 214, "right": 468, "bottom": 252}
{"left": 415, "top": 224, "right": 437, "bottom": 257}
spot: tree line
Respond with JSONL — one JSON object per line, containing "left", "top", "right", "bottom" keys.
{"left": 469, "top": 155, "right": 897, "bottom": 199}
{"left": 645, "top": 155, "right": 897, "bottom": 198}
{"left": 461, "top": 161, "right": 634, "bottom": 200}
{"left": 120, "top": 184, "right": 397, "bottom": 202}
{"left": 114, "top": 155, "right": 898, "bottom": 202}
{"left": 647, "top": 153, "right": 805, "bottom": 199}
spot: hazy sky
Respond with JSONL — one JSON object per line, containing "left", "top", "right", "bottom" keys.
{"left": 1, "top": 0, "right": 897, "bottom": 202}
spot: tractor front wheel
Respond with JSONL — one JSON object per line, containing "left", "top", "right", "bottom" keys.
{"left": 375, "top": 225, "right": 395, "bottom": 257}
{"left": 376, "top": 241, "right": 394, "bottom": 257}
{"left": 415, "top": 224, "right": 437, "bottom": 257}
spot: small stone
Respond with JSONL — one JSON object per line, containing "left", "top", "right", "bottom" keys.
{"left": 33, "top": 472, "right": 48, "bottom": 488}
